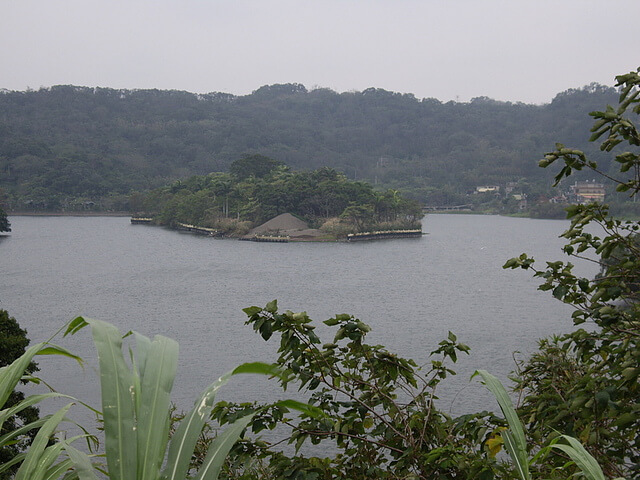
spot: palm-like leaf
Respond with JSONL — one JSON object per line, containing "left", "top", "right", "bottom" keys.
{"left": 68, "top": 317, "right": 290, "bottom": 480}
{"left": 0, "top": 339, "right": 83, "bottom": 477}
{"left": 549, "top": 435, "right": 606, "bottom": 480}
{"left": 474, "top": 369, "right": 530, "bottom": 480}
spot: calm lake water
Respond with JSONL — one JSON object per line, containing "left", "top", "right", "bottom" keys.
{"left": 0, "top": 214, "right": 597, "bottom": 421}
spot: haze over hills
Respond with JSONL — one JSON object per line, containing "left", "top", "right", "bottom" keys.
{"left": 0, "top": 82, "right": 618, "bottom": 211}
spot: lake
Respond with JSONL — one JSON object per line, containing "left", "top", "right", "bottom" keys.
{"left": 0, "top": 214, "right": 596, "bottom": 420}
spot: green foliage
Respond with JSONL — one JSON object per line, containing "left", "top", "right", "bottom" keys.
{"left": 504, "top": 67, "right": 640, "bottom": 479}
{"left": 0, "top": 324, "right": 87, "bottom": 480}
{"left": 0, "top": 311, "right": 39, "bottom": 479}
{"left": 137, "top": 166, "right": 423, "bottom": 235}
{"left": 0, "top": 208, "right": 9, "bottom": 233}
{"left": 0, "top": 83, "right": 617, "bottom": 211}
{"left": 63, "top": 316, "right": 310, "bottom": 480}
{"left": 229, "top": 155, "right": 285, "bottom": 180}
{"left": 475, "top": 370, "right": 613, "bottom": 480}
{"left": 211, "top": 302, "right": 503, "bottom": 480}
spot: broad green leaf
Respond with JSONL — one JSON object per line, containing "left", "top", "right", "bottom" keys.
{"left": 550, "top": 435, "right": 605, "bottom": 480}
{"left": 137, "top": 335, "right": 178, "bottom": 480}
{"left": 265, "top": 299, "right": 278, "bottom": 313}
{"left": 133, "top": 332, "right": 153, "bottom": 383}
{"left": 64, "top": 444, "right": 100, "bottom": 480}
{"left": 194, "top": 413, "right": 255, "bottom": 480}
{"left": 86, "top": 318, "right": 137, "bottom": 480}
{"left": 14, "top": 403, "right": 72, "bottom": 480}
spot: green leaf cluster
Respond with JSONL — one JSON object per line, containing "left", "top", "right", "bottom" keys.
{"left": 504, "top": 67, "right": 640, "bottom": 479}
{"left": 209, "top": 302, "right": 502, "bottom": 479}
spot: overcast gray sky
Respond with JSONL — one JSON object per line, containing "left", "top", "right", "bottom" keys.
{"left": 2, "top": 0, "right": 638, "bottom": 104}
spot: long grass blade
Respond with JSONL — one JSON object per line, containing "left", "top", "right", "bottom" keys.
{"left": 42, "top": 458, "right": 74, "bottom": 480}
{"left": 14, "top": 402, "right": 72, "bottom": 480}
{"left": 194, "top": 413, "right": 255, "bottom": 480}
{"left": 63, "top": 444, "right": 101, "bottom": 480}
{"left": 0, "top": 343, "right": 49, "bottom": 408}
{"left": 34, "top": 346, "right": 83, "bottom": 365}
{"left": 0, "top": 416, "right": 51, "bottom": 448}
{"left": 0, "top": 393, "right": 68, "bottom": 426}
{"left": 0, "top": 452, "right": 26, "bottom": 476}
{"left": 273, "top": 399, "right": 325, "bottom": 419}
{"left": 28, "top": 441, "right": 65, "bottom": 480}
{"left": 162, "top": 362, "right": 280, "bottom": 480}
{"left": 550, "top": 435, "right": 606, "bottom": 480}
{"left": 137, "top": 334, "right": 178, "bottom": 480}
{"left": 162, "top": 371, "right": 235, "bottom": 480}
{"left": 474, "top": 370, "right": 530, "bottom": 480}
{"left": 86, "top": 318, "right": 137, "bottom": 480}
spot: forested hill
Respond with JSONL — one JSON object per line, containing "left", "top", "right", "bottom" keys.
{"left": 0, "top": 82, "right": 618, "bottom": 210}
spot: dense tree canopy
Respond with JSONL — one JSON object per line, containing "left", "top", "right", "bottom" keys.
{"left": 0, "top": 83, "right": 618, "bottom": 211}
{"left": 136, "top": 162, "right": 422, "bottom": 235}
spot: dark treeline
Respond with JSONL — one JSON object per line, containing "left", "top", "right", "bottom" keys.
{"left": 0, "top": 82, "right": 618, "bottom": 210}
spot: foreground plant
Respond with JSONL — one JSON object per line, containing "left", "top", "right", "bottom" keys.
{"left": 504, "top": 68, "right": 640, "bottom": 478}
{"left": 64, "top": 317, "right": 318, "bottom": 480}
{"left": 0, "top": 327, "right": 88, "bottom": 480}
{"left": 209, "top": 301, "right": 504, "bottom": 480}
{"left": 474, "top": 370, "right": 621, "bottom": 480}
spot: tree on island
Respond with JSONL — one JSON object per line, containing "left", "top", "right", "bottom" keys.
{"left": 136, "top": 162, "right": 423, "bottom": 236}
{"left": 229, "top": 154, "right": 285, "bottom": 180}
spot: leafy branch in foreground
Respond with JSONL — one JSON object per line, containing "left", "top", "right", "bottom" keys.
{"left": 504, "top": 67, "right": 640, "bottom": 478}
{"left": 210, "top": 301, "right": 505, "bottom": 480}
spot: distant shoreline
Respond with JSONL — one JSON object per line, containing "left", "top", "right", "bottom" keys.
{"left": 8, "top": 211, "right": 131, "bottom": 217}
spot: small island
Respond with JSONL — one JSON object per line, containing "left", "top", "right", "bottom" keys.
{"left": 130, "top": 155, "right": 423, "bottom": 241}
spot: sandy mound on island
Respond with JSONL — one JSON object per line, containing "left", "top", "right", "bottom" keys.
{"left": 247, "top": 213, "right": 323, "bottom": 238}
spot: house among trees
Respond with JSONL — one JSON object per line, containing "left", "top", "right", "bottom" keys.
{"left": 512, "top": 193, "right": 528, "bottom": 210}
{"left": 570, "top": 180, "right": 605, "bottom": 204}
{"left": 475, "top": 185, "right": 500, "bottom": 194}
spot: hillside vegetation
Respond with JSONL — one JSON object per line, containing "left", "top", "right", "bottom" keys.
{"left": 0, "top": 83, "right": 618, "bottom": 211}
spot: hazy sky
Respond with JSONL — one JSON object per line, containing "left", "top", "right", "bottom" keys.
{"left": 2, "top": 0, "right": 639, "bottom": 104}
